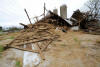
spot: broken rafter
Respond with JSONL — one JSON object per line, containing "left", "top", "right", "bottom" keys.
{"left": 24, "top": 9, "right": 32, "bottom": 25}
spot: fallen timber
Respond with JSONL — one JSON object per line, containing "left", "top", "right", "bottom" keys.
{"left": 6, "top": 11, "right": 72, "bottom": 60}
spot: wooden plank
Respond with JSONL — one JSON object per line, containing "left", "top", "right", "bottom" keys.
{"left": 42, "top": 40, "right": 53, "bottom": 51}
{"left": 10, "top": 45, "right": 39, "bottom": 53}
{"left": 14, "top": 39, "right": 50, "bottom": 46}
{"left": 36, "top": 42, "right": 45, "bottom": 60}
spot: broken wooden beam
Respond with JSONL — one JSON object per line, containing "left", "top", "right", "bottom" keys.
{"left": 24, "top": 9, "right": 32, "bottom": 24}
{"left": 20, "top": 23, "right": 29, "bottom": 29}
{"left": 13, "top": 39, "right": 52, "bottom": 46}
{"left": 10, "top": 45, "right": 39, "bottom": 53}
{"left": 42, "top": 40, "right": 53, "bottom": 51}
{"left": 36, "top": 42, "right": 45, "bottom": 60}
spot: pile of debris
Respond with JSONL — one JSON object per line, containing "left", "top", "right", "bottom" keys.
{"left": 6, "top": 9, "right": 100, "bottom": 60}
{"left": 83, "top": 19, "right": 100, "bottom": 34}
{"left": 7, "top": 11, "right": 72, "bottom": 60}
{"left": 70, "top": 9, "right": 87, "bottom": 26}
{"left": 70, "top": 9, "right": 100, "bottom": 34}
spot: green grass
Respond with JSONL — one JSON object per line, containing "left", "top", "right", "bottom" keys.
{"left": 0, "top": 53, "right": 3, "bottom": 58}
{"left": 5, "top": 36, "right": 15, "bottom": 40}
{"left": 74, "top": 37, "right": 78, "bottom": 42}
{"left": 0, "top": 31, "right": 3, "bottom": 36}
{"left": 8, "top": 36, "right": 15, "bottom": 39}
{"left": 16, "top": 61, "right": 21, "bottom": 67}
{"left": 0, "top": 45, "right": 4, "bottom": 52}
{"left": 0, "top": 45, "right": 4, "bottom": 58}
{"left": 0, "top": 30, "right": 2, "bottom": 32}
{"left": 0, "top": 34, "right": 3, "bottom": 36}
{"left": 73, "top": 37, "right": 81, "bottom": 45}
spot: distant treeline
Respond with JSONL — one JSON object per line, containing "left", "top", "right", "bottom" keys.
{"left": 1, "top": 26, "right": 23, "bottom": 32}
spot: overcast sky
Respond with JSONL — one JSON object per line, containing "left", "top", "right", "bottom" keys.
{"left": 0, "top": 0, "right": 88, "bottom": 27}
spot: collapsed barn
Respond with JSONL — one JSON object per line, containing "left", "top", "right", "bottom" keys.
{"left": 6, "top": 8, "right": 100, "bottom": 60}
{"left": 69, "top": 9, "right": 100, "bottom": 34}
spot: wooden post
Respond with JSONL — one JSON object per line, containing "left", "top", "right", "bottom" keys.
{"left": 24, "top": 9, "right": 32, "bottom": 24}
{"left": 44, "top": 3, "right": 46, "bottom": 20}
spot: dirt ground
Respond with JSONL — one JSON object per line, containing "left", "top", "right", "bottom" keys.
{"left": 0, "top": 30, "right": 100, "bottom": 67}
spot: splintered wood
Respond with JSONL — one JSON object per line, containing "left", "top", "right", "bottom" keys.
{"left": 8, "top": 22, "right": 59, "bottom": 60}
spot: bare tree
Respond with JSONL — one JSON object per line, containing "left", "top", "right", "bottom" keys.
{"left": 86, "top": 0, "right": 100, "bottom": 19}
